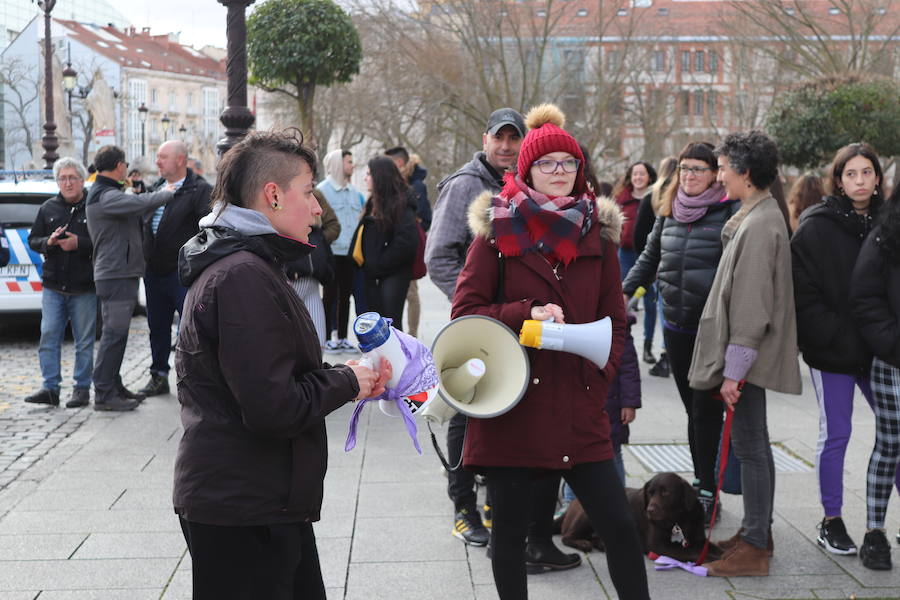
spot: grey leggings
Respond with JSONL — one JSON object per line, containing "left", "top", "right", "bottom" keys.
{"left": 731, "top": 382, "right": 775, "bottom": 549}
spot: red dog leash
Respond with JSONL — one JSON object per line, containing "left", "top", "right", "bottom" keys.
{"left": 696, "top": 380, "right": 744, "bottom": 566}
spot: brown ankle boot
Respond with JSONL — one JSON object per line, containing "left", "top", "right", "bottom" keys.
{"left": 705, "top": 539, "right": 770, "bottom": 577}
{"left": 715, "top": 528, "right": 774, "bottom": 557}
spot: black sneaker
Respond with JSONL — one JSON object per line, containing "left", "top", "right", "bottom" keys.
{"left": 483, "top": 504, "right": 492, "bottom": 529}
{"left": 24, "top": 388, "right": 59, "bottom": 406}
{"left": 817, "top": 517, "right": 857, "bottom": 555}
{"left": 118, "top": 386, "right": 146, "bottom": 402}
{"left": 649, "top": 352, "right": 670, "bottom": 378}
{"left": 65, "top": 388, "right": 90, "bottom": 409}
{"left": 860, "top": 529, "right": 892, "bottom": 570}
{"left": 138, "top": 374, "right": 169, "bottom": 396}
{"left": 94, "top": 396, "right": 139, "bottom": 412}
{"left": 698, "top": 490, "right": 720, "bottom": 526}
{"left": 525, "top": 540, "right": 582, "bottom": 574}
{"left": 453, "top": 508, "right": 489, "bottom": 546}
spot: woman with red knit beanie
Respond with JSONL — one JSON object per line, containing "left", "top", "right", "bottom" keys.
{"left": 452, "top": 104, "right": 649, "bottom": 599}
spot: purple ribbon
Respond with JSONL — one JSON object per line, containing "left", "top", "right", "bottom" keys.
{"left": 653, "top": 555, "right": 708, "bottom": 576}
{"left": 344, "top": 325, "right": 438, "bottom": 454}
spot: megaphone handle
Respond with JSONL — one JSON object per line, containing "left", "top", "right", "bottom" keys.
{"left": 427, "top": 421, "right": 466, "bottom": 472}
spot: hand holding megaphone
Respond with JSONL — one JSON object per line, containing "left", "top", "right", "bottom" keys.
{"left": 346, "top": 358, "right": 392, "bottom": 401}
{"left": 531, "top": 303, "right": 565, "bottom": 323}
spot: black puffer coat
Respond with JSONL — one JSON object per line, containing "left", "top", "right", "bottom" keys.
{"left": 792, "top": 195, "right": 875, "bottom": 375}
{"left": 622, "top": 199, "right": 739, "bottom": 330}
{"left": 851, "top": 225, "right": 900, "bottom": 369}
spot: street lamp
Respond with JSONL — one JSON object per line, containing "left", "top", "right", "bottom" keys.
{"left": 138, "top": 102, "right": 149, "bottom": 157}
{"left": 161, "top": 114, "right": 171, "bottom": 139}
{"left": 217, "top": 0, "right": 257, "bottom": 156}
{"left": 34, "top": 0, "right": 59, "bottom": 170}
{"left": 62, "top": 43, "right": 91, "bottom": 112}
{"left": 178, "top": 123, "right": 187, "bottom": 139}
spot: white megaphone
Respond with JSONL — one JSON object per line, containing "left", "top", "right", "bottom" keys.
{"left": 421, "top": 315, "right": 530, "bottom": 425}
{"left": 518, "top": 316, "right": 612, "bottom": 369}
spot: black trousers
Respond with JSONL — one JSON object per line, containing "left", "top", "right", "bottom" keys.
{"left": 179, "top": 517, "right": 326, "bottom": 600}
{"left": 365, "top": 273, "right": 410, "bottom": 331}
{"left": 664, "top": 326, "right": 726, "bottom": 492}
{"left": 447, "top": 412, "right": 477, "bottom": 510}
{"left": 485, "top": 461, "right": 649, "bottom": 600}
{"left": 323, "top": 255, "right": 355, "bottom": 339}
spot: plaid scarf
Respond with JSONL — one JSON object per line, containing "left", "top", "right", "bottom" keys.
{"left": 490, "top": 175, "right": 593, "bottom": 265}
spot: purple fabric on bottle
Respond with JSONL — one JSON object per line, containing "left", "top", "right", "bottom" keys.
{"left": 723, "top": 343, "right": 758, "bottom": 382}
{"left": 344, "top": 325, "right": 439, "bottom": 454}
{"left": 672, "top": 183, "right": 726, "bottom": 224}
{"left": 653, "top": 555, "right": 708, "bottom": 576}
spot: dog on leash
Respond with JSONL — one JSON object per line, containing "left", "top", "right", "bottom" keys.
{"left": 558, "top": 472, "right": 720, "bottom": 562}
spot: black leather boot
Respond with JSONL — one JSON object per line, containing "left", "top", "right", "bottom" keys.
{"left": 525, "top": 539, "right": 582, "bottom": 574}
{"left": 643, "top": 340, "right": 657, "bottom": 364}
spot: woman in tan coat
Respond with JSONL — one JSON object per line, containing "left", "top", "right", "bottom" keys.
{"left": 689, "top": 131, "right": 801, "bottom": 577}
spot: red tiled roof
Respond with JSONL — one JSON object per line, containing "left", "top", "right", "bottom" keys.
{"left": 56, "top": 19, "right": 226, "bottom": 80}
{"left": 438, "top": 0, "right": 899, "bottom": 42}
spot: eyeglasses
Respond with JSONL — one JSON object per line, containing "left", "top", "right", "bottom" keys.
{"left": 532, "top": 158, "right": 580, "bottom": 174}
{"left": 679, "top": 165, "right": 713, "bottom": 176}
{"left": 57, "top": 176, "right": 83, "bottom": 184}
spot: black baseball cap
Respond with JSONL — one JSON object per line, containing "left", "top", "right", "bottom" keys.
{"left": 485, "top": 108, "right": 525, "bottom": 137}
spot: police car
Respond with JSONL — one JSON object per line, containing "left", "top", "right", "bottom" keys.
{"left": 0, "top": 176, "right": 58, "bottom": 315}
{"left": 0, "top": 173, "right": 146, "bottom": 322}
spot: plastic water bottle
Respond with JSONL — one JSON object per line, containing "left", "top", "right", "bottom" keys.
{"left": 353, "top": 312, "right": 408, "bottom": 416}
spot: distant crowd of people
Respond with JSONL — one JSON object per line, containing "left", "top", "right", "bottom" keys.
{"left": 14, "top": 101, "right": 900, "bottom": 598}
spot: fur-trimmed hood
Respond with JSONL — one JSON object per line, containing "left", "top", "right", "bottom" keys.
{"left": 467, "top": 189, "right": 623, "bottom": 248}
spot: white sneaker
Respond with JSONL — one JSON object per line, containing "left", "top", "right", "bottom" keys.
{"left": 323, "top": 340, "right": 342, "bottom": 354}
{"left": 338, "top": 338, "right": 357, "bottom": 351}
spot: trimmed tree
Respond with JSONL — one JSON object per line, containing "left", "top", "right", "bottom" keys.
{"left": 766, "top": 75, "right": 900, "bottom": 170}
{"left": 247, "top": 0, "right": 362, "bottom": 146}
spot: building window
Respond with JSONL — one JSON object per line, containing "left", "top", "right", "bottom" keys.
{"left": 168, "top": 90, "right": 176, "bottom": 110}
{"left": 607, "top": 50, "right": 621, "bottom": 71}
{"left": 187, "top": 92, "right": 194, "bottom": 108}
{"left": 707, "top": 90, "right": 717, "bottom": 117}
{"left": 651, "top": 50, "right": 665, "bottom": 72}
{"left": 695, "top": 50, "right": 705, "bottom": 72}
{"left": 709, "top": 51, "right": 718, "bottom": 73}
{"left": 129, "top": 79, "right": 148, "bottom": 159}
{"left": 680, "top": 90, "right": 690, "bottom": 116}
{"left": 681, "top": 50, "right": 691, "bottom": 72}
{"left": 536, "top": 9, "right": 546, "bottom": 17}
{"left": 611, "top": 92, "right": 624, "bottom": 116}
{"left": 576, "top": 8, "right": 588, "bottom": 16}
{"left": 203, "top": 87, "right": 220, "bottom": 140}
{"left": 694, "top": 90, "right": 704, "bottom": 116}
{"left": 150, "top": 88, "right": 158, "bottom": 104}
{"left": 617, "top": 8, "right": 628, "bottom": 16}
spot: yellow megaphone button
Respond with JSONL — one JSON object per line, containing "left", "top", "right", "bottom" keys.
{"left": 519, "top": 319, "right": 543, "bottom": 348}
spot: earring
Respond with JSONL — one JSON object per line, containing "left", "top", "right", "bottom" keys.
{"left": 271, "top": 201, "right": 282, "bottom": 211}
{"left": 874, "top": 189, "right": 879, "bottom": 197}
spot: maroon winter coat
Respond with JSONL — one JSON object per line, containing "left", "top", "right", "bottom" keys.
{"left": 615, "top": 188, "right": 640, "bottom": 250}
{"left": 451, "top": 191, "right": 626, "bottom": 471}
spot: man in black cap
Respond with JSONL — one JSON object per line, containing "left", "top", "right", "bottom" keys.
{"left": 424, "top": 108, "right": 524, "bottom": 547}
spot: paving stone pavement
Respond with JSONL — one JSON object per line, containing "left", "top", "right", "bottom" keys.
{"left": 0, "top": 318, "right": 152, "bottom": 493}
{"left": 0, "top": 281, "right": 900, "bottom": 598}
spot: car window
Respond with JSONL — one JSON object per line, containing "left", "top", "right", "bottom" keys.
{"left": 0, "top": 194, "right": 53, "bottom": 227}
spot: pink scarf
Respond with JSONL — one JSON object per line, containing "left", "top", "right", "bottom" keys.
{"left": 673, "top": 183, "right": 727, "bottom": 223}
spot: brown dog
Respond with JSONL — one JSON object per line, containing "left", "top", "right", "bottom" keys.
{"left": 558, "top": 472, "right": 720, "bottom": 562}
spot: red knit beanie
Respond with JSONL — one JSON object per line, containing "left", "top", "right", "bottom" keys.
{"left": 516, "top": 104, "right": 586, "bottom": 195}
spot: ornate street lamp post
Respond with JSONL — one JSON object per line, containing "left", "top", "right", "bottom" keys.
{"left": 138, "top": 102, "right": 149, "bottom": 157}
{"left": 62, "top": 43, "right": 91, "bottom": 113}
{"left": 35, "top": 0, "right": 59, "bottom": 170}
{"left": 217, "top": 0, "right": 256, "bottom": 156}
{"left": 161, "top": 113, "right": 171, "bottom": 140}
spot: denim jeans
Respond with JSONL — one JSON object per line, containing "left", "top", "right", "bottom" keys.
{"left": 731, "top": 382, "right": 775, "bottom": 549}
{"left": 145, "top": 269, "right": 187, "bottom": 376}
{"left": 39, "top": 288, "right": 97, "bottom": 392}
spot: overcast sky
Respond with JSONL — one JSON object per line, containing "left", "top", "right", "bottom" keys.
{"left": 116, "top": 1, "right": 242, "bottom": 49}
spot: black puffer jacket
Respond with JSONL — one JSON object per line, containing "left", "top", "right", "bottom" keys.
{"left": 622, "top": 199, "right": 739, "bottom": 330}
{"left": 851, "top": 226, "right": 900, "bottom": 368}
{"left": 27, "top": 191, "right": 95, "bottom": 293}
{"left": 792, "top": 195, "right": 875, "bottom": 375}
